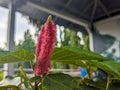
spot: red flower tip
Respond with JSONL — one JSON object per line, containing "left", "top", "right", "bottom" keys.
{"left": 35, "top": 16, "right": 56, "bottom": 76}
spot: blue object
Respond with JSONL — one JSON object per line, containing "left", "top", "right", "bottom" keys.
{"left": 80, "top": 68, "right": 87, "bottom": 78}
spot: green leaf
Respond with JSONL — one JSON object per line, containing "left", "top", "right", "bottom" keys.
{"left": 80, "top": 85, "right": 99, "bottom": 90}
{"left": 90, "top": 60, "right": 120, "bottom": 79}
{"left": 30, "top": 76, "right": 41, "bottom": 83}
{"left": 0, "top": 72, "right": 4, "bottom": 81}
{"left": 17, "top": 67, "right": 29, "bottom": 81}
{"left": 74, "top": 77, "right": 104, "bottom": 90}
{"left": 51, "top": 47, "right": 108, "bottom": 67}
{"left": 0, "top": 50, "right": 34, "bottom": 64}
{"left": 109, "top": 80, "right": 120, "bottom": 90}
{"left": 52, "top": 47, "right": 120, "bottom": 79}
{"left": 43, "top": 73, "right": 79, "bottom": 90}
{"left": 81, "top": 78, "right": 106, "bottom": 90}
{"left": 0, "top": 50, "right": 10, "bottom": 57}
{"left": 17, "top": 67, "right": 32, "bottom": 89}
{"left": 63, "top": 47, "right": 108, "bottom": 61}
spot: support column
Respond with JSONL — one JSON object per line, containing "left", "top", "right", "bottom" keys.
{"left": 118, "top": 40, "right": 120, "bottom": 57}
{"left": 4, "top": 0, "right": 16, "bottom": 77}
{"left": 85, "top": 26, "right": 94, "bottom": 51}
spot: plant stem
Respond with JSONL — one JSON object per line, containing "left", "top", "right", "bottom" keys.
{"left": 40, "top": 77, "right": 43, "bottom": 90}
{"left": 30, "top": 60, "right": 35, "bottom": 70}
{"left": 106, "top": 75, "right": 111, "bottom": 90}
{"left": 87, "top": 64, "right": 91, "bottom": 79}
{"left": 87, "top": 68, "right": 91, "bottom": 79}
{"left": 35, "top": 82, "right": 39, "bottom": 90}
{"left": 34, "top": 76, "right": 43, "bottom": 90}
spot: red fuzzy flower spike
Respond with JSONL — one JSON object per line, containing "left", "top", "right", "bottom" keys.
{"left": 35, "top": 16, "right": 56, "bottom": 76}
{"left": 35, "top": 26, "right": 45, "bottom": 60}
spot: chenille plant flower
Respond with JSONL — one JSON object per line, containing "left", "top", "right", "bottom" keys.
{"left": 35, "top": 16, "right": 56, "bottom": 76}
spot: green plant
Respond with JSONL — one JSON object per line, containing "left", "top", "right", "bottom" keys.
{"left": 0, "top": 47, "right": 120, "bottom": 90}
{"left": 0, "top": 16, "right": 120, "bottom": 90}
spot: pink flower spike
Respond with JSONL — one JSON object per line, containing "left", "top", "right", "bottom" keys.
{"left": 35, "top": 16, "right": 56, "bottom": 76}
{"left": 35, "top": 26, "right": 45, "bottom": 60}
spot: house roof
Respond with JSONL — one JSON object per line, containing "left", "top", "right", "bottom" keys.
{"left": 0, "top": 0, "right": 120, "bottom": 34}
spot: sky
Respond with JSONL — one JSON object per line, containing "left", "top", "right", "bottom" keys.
{"left": 0, "top": 6, "right": 36, "bottom": 49}
{"left": 0, "top": 7, "right": 8, "bottom": 48}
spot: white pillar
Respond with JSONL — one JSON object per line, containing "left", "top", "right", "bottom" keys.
{"left": 4, "top": 0, "right": 16, "bottom": 77}
{"left": 85, "top": 26, "right": 94, "bottom": 51}
{"left": 89, "top": 32, "right": 94, "bottom": 51}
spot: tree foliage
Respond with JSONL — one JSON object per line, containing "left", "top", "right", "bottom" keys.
{"left": 16, "top": 29, "right": 35, "bottom": 54}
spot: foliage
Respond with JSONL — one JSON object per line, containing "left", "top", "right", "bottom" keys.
{"left": 0, "top": 47, "right": 120, "bottom": 90}
{"left": 15, "top": 29, "right": 35, "bottom": 68}
{"left": 53, "top": 27, "right": 87, "bottom": 69}
{"left": 0, "top": 72, "right": 4, "bottom": 81}
{"left": 0, "top": 49, "right": 34, "bottom": 64}
{"left": 42, "top": 73, "right": 79, "bottom": 90}
{"left": 16, "top": 29, "right": 35, "bottom": 54}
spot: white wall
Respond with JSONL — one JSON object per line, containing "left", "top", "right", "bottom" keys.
{"left": 94, "top": 15, "right": 120, "bottom": 57}
{"left": 94, "top": 15, "right": 120, "bottom": 40}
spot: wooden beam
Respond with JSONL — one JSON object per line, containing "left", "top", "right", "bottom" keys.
{"left": 91, "top": 0, "right": 98, "bottom": 24}
{"left": 99, "top": 0, "right": 110, "bottom": 17}
{"left": 27, "top": 1, "right": 90, "bottom": 28}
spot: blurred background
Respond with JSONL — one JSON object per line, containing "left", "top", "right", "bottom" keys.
{"left": 0, "top": 0, "right": 120, "bottom": 77}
